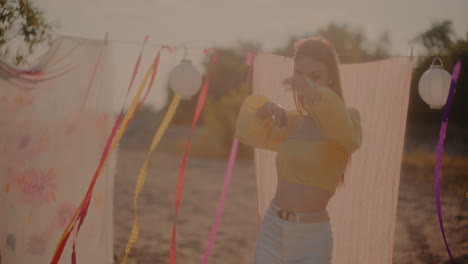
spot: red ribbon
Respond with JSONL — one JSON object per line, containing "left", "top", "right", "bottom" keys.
{"left": 51, "top": 34, "right": 148, "bottom": 263}
{"left": 127, "top": 36, "right": 149, "bottom": 94}
{"left": 132, "top": 46, "right": 173, "bottom": 119}
{"left": 169, "top": 49, "right": 218, "bottom": 264}
{"left": 68, "top": 46, "right": 172, "bottom": 264}
{"left": 50, "top": 37, "right": 174, "bottom": 264}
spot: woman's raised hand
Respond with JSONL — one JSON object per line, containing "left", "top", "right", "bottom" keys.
{"left": 256, "top": 101, "right": 287, "bottom": 129}
{"left": 283, "top": 75, "right": 321, "bottom": 104}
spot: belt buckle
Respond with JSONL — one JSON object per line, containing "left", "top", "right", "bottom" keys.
{"left": 277, "top": 209, "right": 294, "bottom": 221}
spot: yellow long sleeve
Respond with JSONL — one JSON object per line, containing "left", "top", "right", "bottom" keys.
{"left": 235, "top": 91, "right": 363, "bottom": 195}
{"left": 235, "top": 94, "right": 300, "bottom": 151}
{"left": 302, "top": 85, "right": 363, "bottom": 154}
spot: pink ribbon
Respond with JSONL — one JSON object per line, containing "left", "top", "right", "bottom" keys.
{"left": 245, "top": 51, "right": 254, "bottom": 88}
{"left": 200, "top": 51, "right": 254, "bottom": 264}
{"left": 201, "top": 139, "right": 239, "bottom": 264}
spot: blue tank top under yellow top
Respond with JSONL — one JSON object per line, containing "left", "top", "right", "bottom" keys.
{"left": 234, "top": 85, "right": 363, "bottom": 195}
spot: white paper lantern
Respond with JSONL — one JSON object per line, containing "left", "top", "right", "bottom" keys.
{"left": 418, "top": 57, "right": 453, "bottom": 109}
{"left": 169, "top": 59, "right": 202, "bottom": 99}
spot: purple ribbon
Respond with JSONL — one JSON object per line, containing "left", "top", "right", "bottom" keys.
{"left": 435, "top": 59, "right": 461, "bottom": 264}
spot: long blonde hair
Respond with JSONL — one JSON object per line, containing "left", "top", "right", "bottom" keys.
{"left": 293, "top": 36, "right": 344, "bottom": 113}
{"left": 292, "top": 36, "right": 348, "bottom": 188}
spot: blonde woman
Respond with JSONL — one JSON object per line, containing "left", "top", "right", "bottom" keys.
{"left": 235, "top": 36, "right": 363, "bottom": 264}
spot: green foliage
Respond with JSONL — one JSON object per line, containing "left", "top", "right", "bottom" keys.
{"left": 411, "top": 20, "right": 455, "bottom": 55}
{"left": 172, "top": 20, "right": 468, "bottom": 159}
{"left": 0, "top": 0, "right": 54, "bottom": 66}
{"left": 189, "top": 42, "right": 261, "bottom": 159}
{"left": 171, "top": 41, "right": 262, "bottom": 125}
{"left": 189, "top": 24, "right": 394, "bottom": 159}
{"left": 193, "top": 83, "right": 253, "bottom": 159}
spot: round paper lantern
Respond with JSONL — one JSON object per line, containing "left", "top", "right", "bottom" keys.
{"left": 169, "top": 59, "right": 202, "bottom": 99}
{"left": 418, "top": 57, "right": 453, "bottom": 109}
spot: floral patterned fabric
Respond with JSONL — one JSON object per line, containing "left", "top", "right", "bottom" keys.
{"left": 0, "top": 36, "right": 116, "bottom": 264}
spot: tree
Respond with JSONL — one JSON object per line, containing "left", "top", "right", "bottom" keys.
{"left": 0, "top": 0, "right": 55, "bottom": 66}
{"left": 188, "top": 24, "right": 393, "bottom": 158}
{"left": 274, "top": 22, "right": 391, "bottom": 63}
{"left": 408, "top": 20, "right": 468, "bottom": 127}
{"left": 169, "top": 41, "right": 262, "bottom": 158}
{"left": 170, "top": 40, "right": 262, "bottom": 125}
{"left": 411, "top": 20, "right": 455, "bottom": 55}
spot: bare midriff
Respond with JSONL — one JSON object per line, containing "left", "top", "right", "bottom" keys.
{"left": 271, "top": 116, "right": 333, "bottom": 214}
{"left": 272, "top": 178, "right": 332, "bottom": 213}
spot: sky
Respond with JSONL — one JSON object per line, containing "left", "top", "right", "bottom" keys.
{"left": 35, "top": 0, "right": 468, "bottom": 110}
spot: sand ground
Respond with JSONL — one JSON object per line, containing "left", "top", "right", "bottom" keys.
{"left": 113, "top": 147, "right": 468, "bottom": 264}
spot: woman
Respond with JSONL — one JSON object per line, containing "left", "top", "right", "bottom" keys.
{"left": 235, "top": 36, "right": 363, "bottom": 264}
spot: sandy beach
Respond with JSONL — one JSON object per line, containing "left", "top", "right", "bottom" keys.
{"left": 113, "top": 146, "right": 468, "bottom": 264}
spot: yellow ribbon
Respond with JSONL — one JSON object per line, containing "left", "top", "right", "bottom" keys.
{"left": 120, "top": 94, "right": 181, "bottom": 263}
{"left": 51, "top": 59, "right": 157, "bottom": 262}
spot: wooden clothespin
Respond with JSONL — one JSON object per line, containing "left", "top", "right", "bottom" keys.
{"left": 105, "top": 32, "right": 109, "bottom": 45}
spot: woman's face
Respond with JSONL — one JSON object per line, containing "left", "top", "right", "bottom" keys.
{"left": 294, "top": 56, "right": 333, "bottom": 88}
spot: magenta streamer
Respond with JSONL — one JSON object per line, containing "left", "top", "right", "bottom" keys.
{"left": 201, "top": 139, "right": 239, "bottom": 264}
{"left": 200, "top": 52, "right": 253, "bottom": 264}
{"left": 434, "top": 59, "right": 461, "bottom": 264}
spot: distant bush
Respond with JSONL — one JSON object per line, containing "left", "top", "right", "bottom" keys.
{"left": 120, "top": 105, "right": 164, "bottom": 148}
{"left": 191, "top": 83, "right": 253, "bottom": 160}
{"left": 402, "top": 148, "right": 468, "bottom": 198}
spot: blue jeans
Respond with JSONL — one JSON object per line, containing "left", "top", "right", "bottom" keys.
{"left": 254, "top": 203, "right": 333, "bottom": 264}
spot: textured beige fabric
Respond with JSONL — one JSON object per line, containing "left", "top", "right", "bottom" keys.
{"left": 252, "top": 53, "right": 413, "bottom": 264}
{"left": 0, "top": 36, "right": 116, "bottom": 264}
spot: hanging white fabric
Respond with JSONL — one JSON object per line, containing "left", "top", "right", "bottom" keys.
{"left": 252, "top": 53, "right": 413, "bottom": 264}
{"left": 0, "top": 36, "right": 116, "bottom": 264}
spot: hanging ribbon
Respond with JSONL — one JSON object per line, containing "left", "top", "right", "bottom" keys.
{"left": 80, "top": 46, "right": 105, "bottom": 107}
{"left": 53, "top": 48, "right": 156, "bottom": 264}
{"left": 51, "top": 35, "right": 149, "bottom": 264}
{"left": 135, "top": 46, "right": 173, "bottom": 112}
{"left": 69, "top": 46, "right": 172, "bottom": 264}
{"left": 0, "top": 40, "right": 98, "bottom": 86}
{"left": 434, "top": 59, "right": 461, "bottom": 264}
{"left": 201, "top": 138, "right": 239, "bottom": 264}
{"left": 200, "top": 51, "right": 254, "bottom": 264}
{"left": 244, "top": 51, "right": 263, "bottom": 231}
{"left": 120, "top": 46, "right": 174, "bottom": 264}
{"left": 169, "top": 49, "right": 218, "bottom": 264}
{"left": 126, "top": 36, "right": 149, "bottom": 94}
{"left": 245, "top": 51, "right": 254, "bottom": 85}
{"left": 120, "top": 93, "right": 181, "bottom": 264}
{"left": 50, "top": 37, "right": 169, "bottom": 264}
{"left": 129, "top": 46, "right": 173, "bottom": 125}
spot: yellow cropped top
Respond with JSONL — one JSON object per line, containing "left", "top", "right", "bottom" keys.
{"left": 234, "top": 85, "right": 363, "bottom": 195}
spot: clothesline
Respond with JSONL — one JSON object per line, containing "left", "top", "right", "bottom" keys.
{"left": 59, "top": 33, "right": 455, "bottom": 60}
